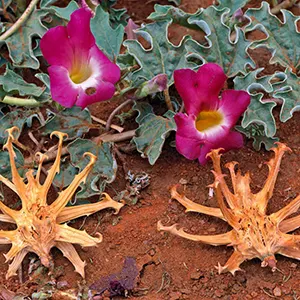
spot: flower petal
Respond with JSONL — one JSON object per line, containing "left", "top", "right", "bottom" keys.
{"left": 40, "top": 26, "right": 73, "bottom": 70}
{"left": 48, "top": 66, "right": 79, "bottom": 108}
{"left": 174, "top": 63, "right": 227, "bottom": 115}
{"left": 67, "top": 8, "right": 95, "bottom": 53}
{"left": 175, "top": 113, "right": 203, "bottom": 160}
{"left": 219, "top": 90, "right": 250, "bottom": 127}
{"left": 89, "top": 45, "right": 121, "bottom": 83}
{"left": 199, "top": 131, "right": 244, "bottom": 165}
{"left": 75, "top": 80, "right": 116, "bottom": 108}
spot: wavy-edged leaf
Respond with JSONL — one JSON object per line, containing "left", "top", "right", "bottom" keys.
{"left": 185, "top": 6, "right": 255, "bottom": 77}
{"left": 124, "top": 20, "right": 195, "bottom": 87}
{"left": 0, "top": 67, "right": 44, "bottom": 98}
{"left": 234, "top": 68, "right": 297, "bottom": 139}
{"left": 273, "top": 69, "right": 300, "bottom": 122}
{"left": 91, "top": 5, "right": 124, "bottom": 61}
{"left": 245, "top": 2, "right": 300, "bottom": 72}
{"left": 0, "top": 147, "right": 25, "bottom": 178}
{"left": 216, "top": 0, "right": 249, "bottom": 14}
{"left": 41, "top": 107, "right": 94, "bottom": 140}
{"left": 148, "top": 4, "right": 201, "bottom": 29}
{"left": 67, "top": 139, "right": 117, "bottom": 200}
{"left": 3, "top": 9, "right": 48, "bottom": 69}
{"left": 236, "top": 124, "right": 279, "bottom": 151}
{"left": 133, "top": 108, "right": 176, "bottom": 165}
{"left": 49, "top": 1, "right": 79, "bottom": 20}
{"left": 0, "top": 110, "right": 40, "bottom": 144}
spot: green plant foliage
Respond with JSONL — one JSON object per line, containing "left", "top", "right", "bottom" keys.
{"left": 149, "top": 5, "right": 201, "bottom": 32}
{"left": 0, "top": 109, "right": 40, "bottom": 144}
{"left": 245, "top": 2, "right": 300, "bottom": 72}
{"left": 91, "top": 5, "right": 124, "bottom": 61}
{"left": 273, "top": 69, "right": 300, "bottom": 122}
{"left": 234, "top": 68, "right": 299, "bottom": 148}
{"left": 41, "top": 107, "right": 94, "bottom": 140}
{"left": 0, "top": 67, "right": 44, "bottom": 98}
{"left": 234, "top": 69, "right": 281, "bottom": 138}
{"left": 67, "top": 139, "right": 117, "bottom": 200}
{"left": 236, "top": 124, "right": 279, "bottom": 151}
{"left": 2, "top": 9, "right": 48, "bottom": 69}
{"left": 0, "top": 147, "right": 24, "bottom": 178}
{"left": 100, "top": 0, "right": 129, "bottom": 27}
{"left": 186, "top": 6, "right": 255, "bottom": 77}
{"left": 133, "top": 102, "right": 176, "bottom": 165}
{"left": 49, "top": 0, "right": 79, "bottom": 20}
{"left": 124, "top": 20, "right": 195, "bottom": 87}
{"left": 216, "top": 0, "right": 248, "bottom": 14}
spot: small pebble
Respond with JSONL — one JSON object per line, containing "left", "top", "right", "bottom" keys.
{"left": 273, "top": 287, "right": 282, "bottom": 297}
{"left": 190, "top": 270, "right": 202, "bottom": 280}
{"left": 290, "top": 263, "right": 297, "bottom": 269}
{"left": 179, "top": 178, "right": 188, "bottom": 185}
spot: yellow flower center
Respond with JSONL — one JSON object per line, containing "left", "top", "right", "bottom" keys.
{"left": 195, "top": 111, "right": 223, "bottom": 132}
{"left": 70, "top": 66, "right": 92, "bottom": 84}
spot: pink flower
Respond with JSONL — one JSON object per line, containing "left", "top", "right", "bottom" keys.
{"left": 174, "top": 63, "right": 250, "bottom": 165}
{"left": 40, "top": 8, "right": 120, "bottom": 108}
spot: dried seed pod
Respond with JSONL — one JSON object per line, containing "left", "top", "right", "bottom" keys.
{"left": 0, "top": 127, "right": 124, "bottom": 279}
{"left": 158, "top": 143, "right": 300, "bottom": 275}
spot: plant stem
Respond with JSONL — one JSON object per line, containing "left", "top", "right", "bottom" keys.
{"left": 105, "top": 98, "right": 135, "bottom": 131}
{"left": 1, "top": 96, "right": 41, "bottom": 107}
{"left": 271, "top": 0, "right": 295, "bottom": 14}
{"left": 163, "top": 88, "right": 173, "bottom": 111}
{"left": 24, "top": 130, "right": 136, "bottom": 166}
{"left": 91, "top": 115, "right": 124, "bottom": 133}
{"left": 0, "top": 0, "right": 40, "bottom": 41}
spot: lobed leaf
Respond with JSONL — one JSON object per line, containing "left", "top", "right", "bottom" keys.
{"left": 3, "top": 9, "right": 48, "bottom": 69}
{"left": 67, "top": 139, "right": 117, "bottom": 200}
{"left": 124, "top": 20, "right": 195, "bottom": 87}
{"left": 133, "top": 104, "right": 176, "bottom": 165}
{"left": 216, "top": 0, "right": 249, "bottom": 14}
{"left": 0, "top": 110, "right": 40, "bottom": 144}
{"left": 91, "top": 5, "right": 124, "bottom": 61}
{"left": 236, "top": 124, "right": 279, "bottom": 151}
{"left": 186, "top": 6, "right": 255, "bottom": 77}
{"left": 245, "top": 2, "right": 300, "bottom": 72}
{"left": 41, "top": 107, "right": 94, "bottom": 140}
{"left": 0, "top": 67, "right": 44, "bottom": 98}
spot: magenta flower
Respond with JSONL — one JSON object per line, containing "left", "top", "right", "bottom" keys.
{"left": 40, "top": 8, "right": 120, "bottom": 108}
{"left": 174, "top": 63, "right": 250, "bottom": 165}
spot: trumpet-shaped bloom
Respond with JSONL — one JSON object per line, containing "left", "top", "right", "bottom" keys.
{"left": 40, "top": 8, "right": 120, "bottom": 108}
{"left": 174, "top": 63, "right": 250, "bottom": 165}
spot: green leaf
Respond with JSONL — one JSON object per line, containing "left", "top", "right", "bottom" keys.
{"left": 3, "top": 9, "right": 48, "bottom": 69}
{"left": 234, "top": 68, "right": 298, "bottom": 139}
{"left": 273, "top": 69, "right": 300, "bottom": 122}
{"left": 216, "top": 0, "right": 248, "bottom": 14}
{"left": 236, "top": 124, "right": 279, "bottom": 151}
{"left": 124, "top": 20, "right": 195, "bottom": 87}
{"left": 133, "top": 101, "right": 154, "bottom": 123}
{"left": 241, "top": 93, "right": 277, "bottom": 137}
{"left": 0, "top": 110, "right": 40, "bottom": 144}
{"left": 91, "top": 5, "right": 124, "bottom": 60}
{"left": 0, "top": 67, "right": 44, "bottom": 98}
{"left": 133, "top": 108, "right": 176, "bottom": 165}
{"left": 185, "top": 6, "right": 255, "bottom": 77}
{"left": 50, "top": 1, "right": 79, "bottom": 20}
{"left": 245, "top": 2, "right": 300, "bottom": 72}
{"left": 234, "top": 69, "right": 278, "bottom": 137}
{"left": 149, "top": 5, "right": 201, "bottom": 29}
{"left": 0, "top": 147, "right": 24, "bottom": 179}
{"left": 41, "top": 107, "right": 94, "bottom": 140}
{"left": 67, "top": 139, "right": 117, "bottom": 200}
